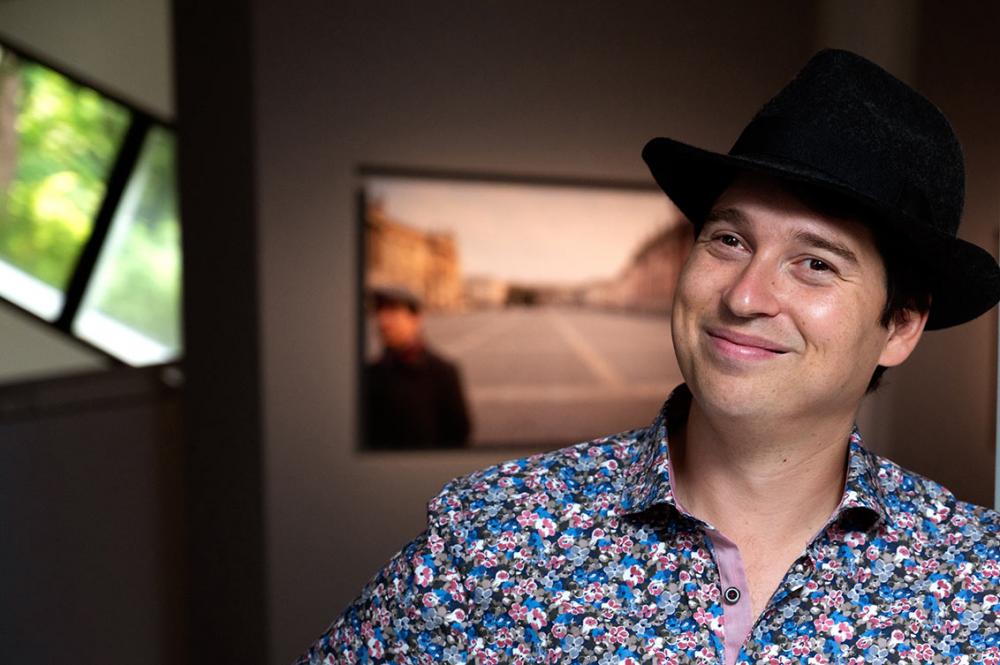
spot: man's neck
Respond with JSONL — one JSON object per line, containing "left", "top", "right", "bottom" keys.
{"left": 669, "top": 398, "right": 853, "bottom": 544}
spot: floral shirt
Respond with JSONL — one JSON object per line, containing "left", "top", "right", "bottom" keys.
{"left": 299, "top": 386, "right": 1000, "bottom": 664}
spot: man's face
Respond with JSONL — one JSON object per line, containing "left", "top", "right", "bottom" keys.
{"left": 375, "top": 303, "right": 422, "bottom": 352}
{"left": 671, "top": 174, "right": 924, "bottom": 423}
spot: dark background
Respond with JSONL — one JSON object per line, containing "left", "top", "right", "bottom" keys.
{"left": 0, "top": 1, "right": 997, "bottom": 663}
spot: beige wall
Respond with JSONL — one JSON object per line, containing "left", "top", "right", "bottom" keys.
{"left": 0, "top": 0, "right": 172, "bottom": 117}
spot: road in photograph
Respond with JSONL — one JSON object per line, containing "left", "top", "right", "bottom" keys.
{"left": 425, "top": 306, "right": 681, "bottom": 447}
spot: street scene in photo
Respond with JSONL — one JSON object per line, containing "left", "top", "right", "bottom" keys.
{"left": 363, "top": 174, "right": 691, "bottom": 448}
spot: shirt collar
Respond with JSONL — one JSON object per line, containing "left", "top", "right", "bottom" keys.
{"left": 619, "top": 384, "right": 892, "bottom": 530}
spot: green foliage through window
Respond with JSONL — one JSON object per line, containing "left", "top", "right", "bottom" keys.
{"left": 0, "top": 44, "right": 183, "bottom": 365}
{"left": 78, "top": 128, "right": 182, "bottom": 355}
{"left": 0, "top": 50, "right": 130, "bottom": 292}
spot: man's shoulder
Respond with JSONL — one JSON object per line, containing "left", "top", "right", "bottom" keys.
{"left": 425, "top": 426, "right": 652, "bottom": 532}
{"left": 870, "top": 450, "right": 1000, "bottom": 546}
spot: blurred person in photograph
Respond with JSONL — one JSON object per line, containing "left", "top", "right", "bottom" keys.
{"left": 301, "top": 50, "right": 1000, "bottom": 663}
{"left": 364, "top": 285, "right": 471, "bottom": 449}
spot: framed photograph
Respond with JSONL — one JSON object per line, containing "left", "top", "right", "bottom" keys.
{"left": 359, "top": 167, "right": 691, "bottom": 450}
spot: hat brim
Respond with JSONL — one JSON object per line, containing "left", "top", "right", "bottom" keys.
{"left": 643, "top": 137, "right": 1000, "bottom": 330}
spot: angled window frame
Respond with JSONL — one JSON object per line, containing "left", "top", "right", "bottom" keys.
{"left": 0, "top": 36, "right": 181, "bottom": 368}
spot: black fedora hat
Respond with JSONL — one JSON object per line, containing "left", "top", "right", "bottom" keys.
{"left": 643, "top": 48, "right": 1000, "bottom": 330}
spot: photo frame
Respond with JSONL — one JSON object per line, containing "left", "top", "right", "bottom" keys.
{"left": 358, "top": 166, "right": 691, "bottom": 450}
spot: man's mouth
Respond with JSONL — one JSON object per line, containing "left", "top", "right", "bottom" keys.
{"left": 705, "top": 328, "right": 791, "bottom": 358}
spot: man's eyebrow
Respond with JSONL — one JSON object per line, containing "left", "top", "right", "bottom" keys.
{"left": 706, "top": 207, "right": 861, "bottom": 266}
{"left": 704, "top": 207, "right": 747, "bottom": 226}
{"left": 792, "top": 230, "right": 860, "bottom": 266}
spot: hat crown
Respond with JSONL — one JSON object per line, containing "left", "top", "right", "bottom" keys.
{"left": 641, "top": 48, "right": 1000, "bottom": 329}
{"left": 731, "top": 48, "right": 964, "bottom": 236}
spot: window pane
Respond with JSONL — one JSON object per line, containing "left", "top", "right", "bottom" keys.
{"left": 74, "top": 126, "right": 182, "bottom": 365}
{"left": 0, "top": 48, "right": 131, "bottom": 319}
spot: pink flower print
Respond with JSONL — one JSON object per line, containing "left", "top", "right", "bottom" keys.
{"left": 527, "top": 607, "right": 548, "bottom": 630}
{"left": 427, "top": 534, "right": 445, "bottom": 554}
{"left": 535, "top": 517, "right": 557, "bottom": 538}
{"left": 844, "top": 532, "right": 865, "bottom": 548}
{"left": 813, "top": 614, "right": 834, "bottom": 633}
{"left": 830, "top": 621, "right": 854, "bottom": 644}
{"left": 792, "top": 636, "right": 812, "bottom": 655}
{"left": 677, "top": 632, "right": 697, "bottom": 650}
{"left": 693, "top": 607, "right": 713, "bottom": 626}
{"left": 623, "top": 564, "right": 646, "bottom": 588}
{"left": 608, "top": 625, "right": 628, "bottom": 644}
{"left": 508, "top": 603, "right": 528, "bottom": 621}
{"left": 517, "top": 510, "right": 537, "bottom": 528}
{"left": 497, "top": 531, "right": 517, "bottom": 552}
{"left": 414, "top": 564, "right": 433, "bottom": 587}
{"left": 495, "top": 627, "right": 513, "bottom": 648}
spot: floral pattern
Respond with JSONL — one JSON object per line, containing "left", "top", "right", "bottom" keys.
{"left": 298, "top": 386, "right": 1000, "bottom": 664}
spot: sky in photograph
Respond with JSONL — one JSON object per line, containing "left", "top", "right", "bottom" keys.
{"left": 366, "top": 176, "right": 682, "bottom": 284}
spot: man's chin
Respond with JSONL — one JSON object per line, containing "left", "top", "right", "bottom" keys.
{"left": 685, "top": 372, "right": 790, "bottom": 419}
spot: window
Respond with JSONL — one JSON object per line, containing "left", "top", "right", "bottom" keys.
{"left": 0, "top": 42, "right": 182, "bottom": 368}
{"left": 0, "top": 48, "right": 130, "bottom": 319}
{"left": 74, "top": 127, "right": 181, "bottom": 364}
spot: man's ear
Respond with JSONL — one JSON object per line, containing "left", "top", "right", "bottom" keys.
{"left": 878, "top": 307, "right": 929, "bottom": 368}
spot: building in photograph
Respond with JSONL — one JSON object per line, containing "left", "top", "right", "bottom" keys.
{"left": 365, "top": 200, "right": 463, "bottom": 311}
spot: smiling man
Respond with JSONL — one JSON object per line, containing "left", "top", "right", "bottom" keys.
{"left": 299, "top": 50, "right": 1000, "bottom": 664}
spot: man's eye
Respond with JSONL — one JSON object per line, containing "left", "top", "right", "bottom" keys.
{"left": 807, "top": 258, "right": 831, "bottom": 272}
{"left": 717, "top": 234, "right": 742, "bottom": 248}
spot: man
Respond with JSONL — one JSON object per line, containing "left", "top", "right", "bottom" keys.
{"left": 302, "top": 50, "right": 1000, "bottom": 663}
{"left": 365, "top": 285, "right": 471, "bottom": 449}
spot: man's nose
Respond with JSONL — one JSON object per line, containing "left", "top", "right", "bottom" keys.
{"left": 721, "top": 258, "right": 782, "bottom": 318}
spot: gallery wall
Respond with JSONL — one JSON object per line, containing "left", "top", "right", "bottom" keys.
{"left": 254, "top": 3, "right": 999, "bottom": 661}
{"left": 0, "top": 2, "right": 181, "bottom": 663}
{"left": 0, "top": 2, "right": 997, "bottom": 664}
{"left": 878, "top": 4, "right": 1000, "bottom": 511}
{"left": 0, "top": 0, "right": 172, "bottom": 383}
{"left": 250, "top": 2, "right": 820, "bottom": 660}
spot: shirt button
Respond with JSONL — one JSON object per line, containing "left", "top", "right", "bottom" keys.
{"left": 723, "top": 586, "right": 742, "bottom": 604}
